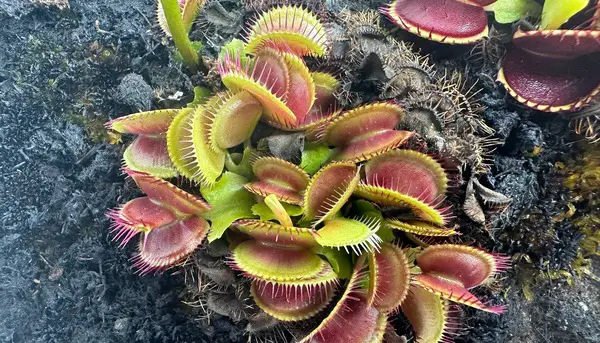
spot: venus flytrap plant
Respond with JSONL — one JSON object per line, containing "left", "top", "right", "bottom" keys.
{"left": 106, "top": 5, "right": 511, "bottom": 343}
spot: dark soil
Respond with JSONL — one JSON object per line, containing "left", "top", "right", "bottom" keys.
{"left": 0, "top": 1, "right": 598, "bottom": 343}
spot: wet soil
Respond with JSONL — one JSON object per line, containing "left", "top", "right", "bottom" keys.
{"left": 0, "top": 1, "right": 598, "bottom": 342}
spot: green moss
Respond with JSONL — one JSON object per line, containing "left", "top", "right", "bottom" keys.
{"left": 558, "top": 143, "right": 600, "bottom": 280}
{"left": 64, "top": 110, "right": 111, "bottom": 143}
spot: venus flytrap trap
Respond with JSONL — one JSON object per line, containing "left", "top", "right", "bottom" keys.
{"left": 106, "top": 5, "right": 511, "bottom": 343}
{"left": 158, "top": 0, "right": 208, "bottom": 73}
{"left": 381, "top": 0, "right": 496, "bottom": 44}
{"left": 107, "top": 168, "right": 212, "bottom": 274}
{"left": 105, "top": 109, "right": 180, "bottom": 178}
{"left": 497, "top": 0, "right": 600, "bottom": 113}
{"left": 495, "top": 0, "right": 600, "bottom": 142}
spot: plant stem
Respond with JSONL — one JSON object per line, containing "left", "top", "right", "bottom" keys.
{"left": 159, "top": 0, "right": 207, "bottom": 73}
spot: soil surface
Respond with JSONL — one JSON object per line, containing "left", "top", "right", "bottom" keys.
{"left": 0, "top": 1, "right": 598, "bottom": 343}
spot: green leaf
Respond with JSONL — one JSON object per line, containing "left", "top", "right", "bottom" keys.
{"left": 186, "top": 86, "right": 212, "bottom": 108}
{"left": 301, "top": 143, "right": 333, "bottom": 174}
{"left": 376, "top": 222, "right": 397, "bottom": 242}
{"left": 201, "top": 172, "right": 257, "bottom": 242}
{"left": 313, "top": 246, "right": 352, "bottom": 279}
{"left": 540, "top": 0, "right": 589, "bottom": 29}
{"left": 191, "top": 41, "right": 204, "bottom": 53}
{"left": 493, "top": 0, "right": 542, "bottom": 24}
{"left": 173, "top": 41, "right": 204, "bottom": 65}
{"left": 352, "top": 199, "right": 379, "bottom": 214}
{"left": 219, "top": 38, "right": 246, "bottom": 60}
{"left": 352, "top": 200, "right": 395, "bottom": 242}
{"left": 224, "top": 147, "right": 255, "bottom": 179}
{"left": 251, "top": 202, "right": 304, "bottom": 222}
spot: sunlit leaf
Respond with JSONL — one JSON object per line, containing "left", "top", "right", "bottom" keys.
{"left": 173, "top": 41, "right": 204, "bottom": 65}
{"left": 186, "top": 86, "right": 212, "bottom": 107}
{"left": 224, "top": 147, "right": 256, "bottom": 179}
{"left": 219, "top": 38, "right": 246, "bottom": 60}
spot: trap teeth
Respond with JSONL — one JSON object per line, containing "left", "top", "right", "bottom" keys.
{"left": 366, "top": 243, "right": 411, "bottom": 313}
{"left": 250, "top": 278, "right": 337, "bottom": 322}
{"left": 245, "top": 5, "right": 328, "bottom": 57}
{"left": 302, "top": 161, "right": 360, "bottom": 225}
{"left": 323, "top": 103, "right": 413, "bottom": 162}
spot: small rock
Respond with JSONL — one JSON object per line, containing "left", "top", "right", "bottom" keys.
{"left": 263, "top": 132, "right": 305, "bottom": 162}
{"left": 114, "top": 73, "right": 154, "bottom": 111}
{"left": 114, "top": 318, "right": 129, "bottom": 333}
{"left": 48, "top": 267, "right": 63, "bottom": 281}
{"left": 167, "top": 91, "right": 183, "bottom": 101}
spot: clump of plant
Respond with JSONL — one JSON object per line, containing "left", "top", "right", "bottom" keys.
{"left": 560, "top": 143, "right": 600, "bottom": 280}
{"left": 106, "top": 5, "right": 510, "bottom": 342}
{"left": 492, "top": 0, "right": 600, "bottom": 145}
{"left": 329, "top": 11, "right": 499, "bottom": 176}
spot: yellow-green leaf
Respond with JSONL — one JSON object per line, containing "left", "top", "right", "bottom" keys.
{"left": 352, "top": 200, "right": 395, "bottom": 243}
{"left": 541, "top": 0, "right": 589, "bottom": 30}
{"left": 186, "top": 86, "right": 212, "bottom": 107}
{"left": 251, "top": 202, "right": 304, "bottom": 222}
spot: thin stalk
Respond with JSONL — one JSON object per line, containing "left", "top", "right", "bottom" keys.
{"left": 160, "top": 0, "right": 207, "bottom": 73}
{"left": 264, "top": 194, "right": 293, "bottom": 227}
